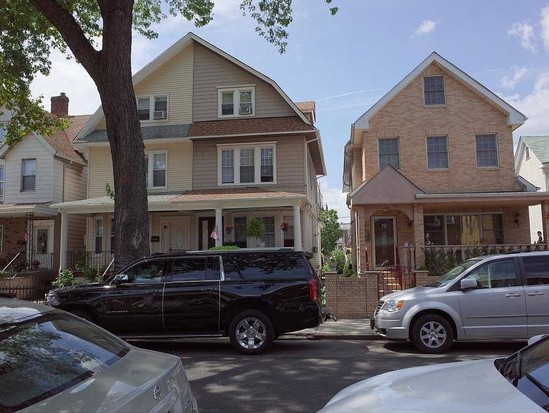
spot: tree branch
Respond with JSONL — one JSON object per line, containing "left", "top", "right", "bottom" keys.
{"left": 28, "top": 0, "right": 102, "bottom": 80}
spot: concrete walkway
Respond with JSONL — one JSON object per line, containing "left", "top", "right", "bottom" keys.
{"left": 285, "top": 319, "right": 379, "bottom": 340}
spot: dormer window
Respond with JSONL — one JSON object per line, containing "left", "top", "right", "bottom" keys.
{"left": 137, "top": 95, "right": 168, "bottom": 121}
{"left": 423, "top": 75, "right": 445, "bottom": 105}
{"left": 218, "top": 87, "right": 255, "bottom": 117}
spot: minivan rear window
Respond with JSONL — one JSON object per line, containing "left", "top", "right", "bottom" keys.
{"left": 522, "top": 255, "right": 549, "bottom": 285}
{"left": 224, "top": 253, "right": 309, "bottom": 280}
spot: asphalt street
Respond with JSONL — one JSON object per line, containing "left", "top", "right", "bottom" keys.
{"left": 137, "top": 336, "right": 526, "bottom": 413}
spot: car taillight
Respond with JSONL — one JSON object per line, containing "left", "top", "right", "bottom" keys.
{"left": 308, "top": 278, "right": 318, "bottom": 301}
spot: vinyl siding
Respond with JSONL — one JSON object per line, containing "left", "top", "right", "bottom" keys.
{"left": 192, "top": 43, "right": 295, "bottom": 121}
{"left": 67, "top": 215, "right": 87, "bottom": 252}
{"left": 192, "top": 135, "right": 306, "bottom": 192}
{"left": 87, "top": 147, "right": 114, "bottom": 198}
{"left": 4, "top": 135, "right": 54, "bottom": 203}
{"left": 52, "top": 159, "right": 87, "bottom": 203}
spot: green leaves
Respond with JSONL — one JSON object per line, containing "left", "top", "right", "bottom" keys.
{"left": 320, "top": 209, "right": 343, "bottom": 256}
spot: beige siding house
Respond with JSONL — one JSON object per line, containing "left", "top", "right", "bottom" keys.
{"left": 344, "top": 52, "right": 549, "bottom": 274}
{"left": 53, "top": 33, "right": 326, "bottom": 269}
{"left": 0, "top": 94, "right": 88, "bottom": 270}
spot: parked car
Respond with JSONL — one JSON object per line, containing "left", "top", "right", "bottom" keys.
{"left": 46, "top": 249, "right": 324, "bottom": 354}
{"left": 319, "top": 335, "right": 549, "bottom": 412}
{"left": 373, "top": 250, "right": 549, "bottom": 353}
{"left": 0, "top": 297, "right": 198, "bottom": 413}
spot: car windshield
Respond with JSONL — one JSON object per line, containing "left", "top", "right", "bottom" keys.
{"left": 426, "top": 258, "right": 482, "bottom": 288}
{"left": 0, "top": 312, "right": 129, "bottom": 412}
{"left": 495, "top": 336, "right": 549, "bottom": 399}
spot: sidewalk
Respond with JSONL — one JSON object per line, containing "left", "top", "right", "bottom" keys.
{"left": 285, "top": 319, "right": 379, "bottom": 340}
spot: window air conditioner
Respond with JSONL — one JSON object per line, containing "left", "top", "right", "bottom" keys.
{"left": 153, "top": 110, "right": 166, "bottom": 120}
{"left": 239, "top": 106, "right": 252, "bottom": 115}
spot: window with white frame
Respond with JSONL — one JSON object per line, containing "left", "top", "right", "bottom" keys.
{"left": 218, "top": 87, "right": 255, "bottom": 117}
{"left": 378, "top": 138, "right": 399, "bottom": 170}
{"left": 137, "top": 95, "right": 168, "bottom": 121}
{"left": 427, "top": 136, "right": 449, "bottom": 169}
{"left": 144, "top": 151, "right": 167, "bottom": 188}
{"left": 476, "top": 134, "right": 498, "bottom": 167}
{"left": 423, "top": 75, "right": 445, "bottom": 105}
{"left": 21, "top": 159, "right": 36, "bottom": 191}
{"left": 94, "top": 218, "right": 103, "bottom": 253}
{"left": 0, "top": 165, "right": 4, "bottom": 198}
{"left": 218, "top": 144, "right": 275, "bottom": 185}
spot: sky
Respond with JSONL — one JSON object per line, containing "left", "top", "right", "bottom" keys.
{"left": 31, "top": 0, "right": 549, "bottom": 223}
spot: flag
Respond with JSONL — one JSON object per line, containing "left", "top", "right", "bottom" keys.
{"left": 210, "top": 227, "right": 218, "bottom": 240}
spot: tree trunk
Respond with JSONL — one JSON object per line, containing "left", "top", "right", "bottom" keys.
{"left": 95, "top": 1, "right": 150, "bottom": 269}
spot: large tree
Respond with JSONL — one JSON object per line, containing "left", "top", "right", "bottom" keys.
{"left": 0, "top": 0, "right": 338, "bottom": 269}
{"left": 320, "top": 208, "right": 342, "bottom": 256}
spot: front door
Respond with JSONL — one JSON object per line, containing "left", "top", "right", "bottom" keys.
{"left": 160, "top": 218, "right": 190, "bottom": 253}
{"left": 372, "top": 217, "right": 396, "bottom": 268}
{"left": 459, "top": 257, "right": 527, "bottom": 338}
{"left": 199, "top": 217, "right": 216, "bottom": 250}
{"left": 33, "top": 220, "right": 54, "bottom": 269}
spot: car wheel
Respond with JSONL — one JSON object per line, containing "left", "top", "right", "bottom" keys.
{"left": 411, "top": 314, "right": 453, "bottom": 354}
{"left": 229, "top": 310, "right": 275, "bottom": 355}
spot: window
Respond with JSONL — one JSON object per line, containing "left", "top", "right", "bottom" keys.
{"left": 218, "top": 144, "right": 276, "bottom": 185}
{"left": 424, "top": 213, "right": 504, "bottom": 246}
{"left": 218, "top": 87, "right": 255, "bottom": 117}
{"left": 230, "top": 253, "right": 308, "bottom": 280}
{"left": 259, "top": 217, "right": 275, "bottom": 247}
{"left": 167, "top": 257, "right": 208, "bottom": 282}
{"left": 476, "top": 134, "right": 498, "bottom": 167}
{"left": 522, "top": 256, "right": 549, "bottom": 285}
{"left": 427, "top": 136, "right": 449, "bottom": 169}
{"left": 0, "top": 165, "right": 4, "bottom": 198}
{"left": 94, "top": 218, "right": 103, "bottom": 253}
{"left": 0, "top": 124, "right": 6, "bottom": 142}
{"left": 124, "top": 260, "right": 165, "bottom": 283}
{"left": 378, "top": 138, "right": 399, "bottom": 170}
{"left": 137, "top": 95, "right": 168, "bottom": 121}
{"left": 463, "top": 259, "right": 517, "bottom": 289}
{"left": 144, "top": 151, "right": 167, "bottom": 188}
{"left": 423, "top": 75, "right": 445, "bottom": 105}
{"left": 21, "top": 159, "right": 36, "bottom": 191}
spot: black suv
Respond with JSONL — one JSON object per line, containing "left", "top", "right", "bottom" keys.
{"left": 45, "top": 249, "right": 323, "bottom": 354}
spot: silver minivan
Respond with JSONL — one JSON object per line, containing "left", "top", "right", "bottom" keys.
{"left": 373, "top": 251, "right": 549, "bottom": 353}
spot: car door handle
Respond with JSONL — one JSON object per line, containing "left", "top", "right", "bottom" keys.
{"left": 505, "top": 293, "right": 521, "bottom": 298}
{"left": 527, "top": 292, "right": 544, "bottom": 296}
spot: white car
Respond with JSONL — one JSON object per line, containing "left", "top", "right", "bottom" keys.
{"left": 0, "top": 297, "right": 198, "bottom": 412}
{"left": 319, "top": 336, "right": 549, "bottom": 413}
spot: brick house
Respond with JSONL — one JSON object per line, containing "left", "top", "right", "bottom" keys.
{"left": 343, "top": 52, "right": 549, "bottom": 274}
{"left": 52, "top": 32, "right": 326, "bottom": 270}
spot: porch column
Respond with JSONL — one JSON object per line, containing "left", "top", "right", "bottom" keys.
{"left": 215, "top": 208, "right": 223, "bottom": 247}
{"left": 59, "top": 212, "right": 68, "bottom": 272}
{"left": 542, "top": 201, "right": 549, "bottom": 249}
{"left": 293, "top": 204, "right": 302, "bottom": 250}
{"left": 413, "top": 204, "right": 425, "bottom": 269}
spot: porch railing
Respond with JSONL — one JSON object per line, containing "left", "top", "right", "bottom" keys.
{"left": 1, "top": 252, "right": 55, "bottom": 274}
{"left": 65, "top": 251, "right": 115, "bottom": 272}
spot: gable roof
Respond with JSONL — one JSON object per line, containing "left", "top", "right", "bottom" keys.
{"left": 77, "top": 32, "right": 311, "bottom": 140}
{"left": 520, "top": 136, "right": 549, "bottom": 164}
{"left": 348, "top": 164, "right": 424, "bottom": 205}
{"left": 353, "top": 52, "right": 527, "bottom": 132}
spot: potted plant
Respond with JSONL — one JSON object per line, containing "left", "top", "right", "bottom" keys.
{"left": 245, "top": 218, "right": 264, "bottom": 239}
{"left": 31, "top": 260, "right": 40, "bottom": 270}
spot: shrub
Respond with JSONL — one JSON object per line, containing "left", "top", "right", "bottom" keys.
{"left": 330, "top": 249, "right": 346, "bottom": 274}
{"left": 82, "top": 266, "right": 102, "bottom": 282}
{"left": 423, "top": 249, "right": 458, "bottom": 276}
{"left": 209, "top": 245, "right": 240, "bottom": 250}
{"left": 245, "top": 218, "right": 264, "bottom": 239}
{"left": 52, "top": 269, "right": 78, "bottom": 288}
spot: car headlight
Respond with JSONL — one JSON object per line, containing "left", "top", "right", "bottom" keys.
{"left": 382, "top": 299, "right": 405, "bottom": 312}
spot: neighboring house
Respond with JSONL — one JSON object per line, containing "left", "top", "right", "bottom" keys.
{"left": 515, "top": 136, "right": 549, "bottom": 243}
{"left": 0, "top": 94, "right": 89, "bottom": 270}
{"left": 52, "top": 32, "right": 326, "bottom": 269}
{"left": 343, "top": 52, "right": 549, "bottom": 273}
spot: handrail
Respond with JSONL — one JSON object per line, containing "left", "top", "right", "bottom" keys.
{"left": 102, "top": 258, "right": 115, "bottom": 278}
{"left": 4, "top": 252, "right": 23, "bottom": 276}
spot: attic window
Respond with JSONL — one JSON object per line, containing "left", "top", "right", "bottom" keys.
{"left": 137, "top": 95, "right": 168, "bottom": 121}
{"left": 218, "top": 87, "right": 255, "bottom": 117}
{"left": 423, "top": 76, "right": 445, "bottom": 105}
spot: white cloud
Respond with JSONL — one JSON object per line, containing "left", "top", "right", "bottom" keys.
{"left": 541, "top": 7, "right": 549, "bottom": 51}
{"left": 501, "top": 67, "right": 528, "bottom": 89}
{"left": 506, "top": 71, "right": 549, "bottom": 139}
{"left": 508, "top": 21, "right": 536, "bottom": 52}
{"left": 319, "top": 179, "right": 350, "bottom": 222}
{"left": 415, "top": 20, "right": 436, "bottom": 36}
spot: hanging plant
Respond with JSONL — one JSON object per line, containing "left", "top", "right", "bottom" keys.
{"left": 245, "top": 218, "right": 265, "bottom": 239}
{"left": 280, "top": 222, "right": 290, "bottom": 232}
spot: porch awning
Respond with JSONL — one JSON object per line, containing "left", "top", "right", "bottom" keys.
{"left": 0, "top": 203, "right": 58, "bottom": 217}
{"left": 50, "top": 188, "right": 306, "bottom": 214}
{"left": 416, "top": 191, "right": 549, "bottom": 207}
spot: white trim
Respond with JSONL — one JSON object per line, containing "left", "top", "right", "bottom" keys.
{"left": 354, "top": 52, "right": 527, "bottom": 131}
{"left": 217, "top": 86, "right": 255, "bottom": 118}
{"left": 136, "top": 94, "right": 169, "bottom": 122}
{"left": 145, "top": 150, "right": 168, "bottom": 189}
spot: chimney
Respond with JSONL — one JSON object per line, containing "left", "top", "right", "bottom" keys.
{"left": 50, "top": 92, "right": 69, "bottom": 117}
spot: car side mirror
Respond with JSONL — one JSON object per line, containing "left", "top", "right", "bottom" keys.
{"left": 112, "top": 273, "right": 130, "bottom": 285}
{"left": 460, "top": 278, "right": 478, "bottom": 290}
